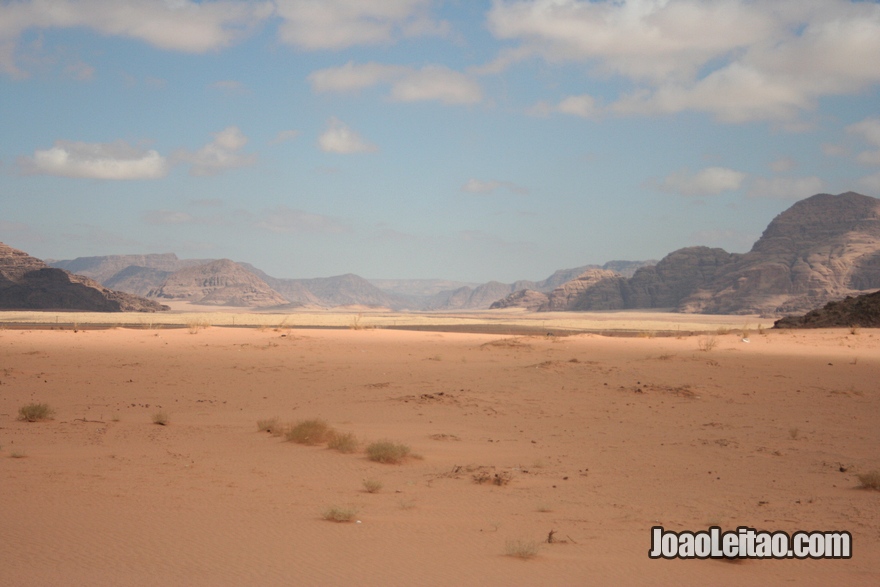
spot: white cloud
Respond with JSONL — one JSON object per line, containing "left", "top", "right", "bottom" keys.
{"left": 390, "top": 65, "right": 482, "bottom": 104}
{"left": 552, "top": 94, "right": 602, "bottom": 118}
{"left": 20, "top": 140, "right": 168, "bottom": 179}
{"left": 174, "top": 126, "right": 256, "bottom": 176}
{"left": 461, "top": 178, "right": 529, "bottom": 195}
{"left": 747, "top": 176, "right": 825, "bottom": 199}
{"left": 0, "top": 0, "right": 272, "bottom": 75}
{"left": 274, "top": 0, "right": 446, "bottom": 50}
{"left": 310, "top": 62, "right": 481, "bottom": 105}
{"left": 254, "top": 205, "right": 349, "bottom": 234}
{"left": 318, "top": 117, "right": 378, "bottom": 154}
{"left": 659, "top": 167, "right": 746, "bottom": 197}
{"left": 488, "top": 0, "right": 880, "bottom": 124}
{"left": 308, "top": 61, "right": 407, "bottom": 92}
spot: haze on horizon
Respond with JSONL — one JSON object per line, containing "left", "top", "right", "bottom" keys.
{"left": 1, "top": 0, "right": 879, "bottom": 283}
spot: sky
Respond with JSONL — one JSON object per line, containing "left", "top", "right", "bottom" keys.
{"left": 1, "top": 0, "right": 880, "bottom": 283}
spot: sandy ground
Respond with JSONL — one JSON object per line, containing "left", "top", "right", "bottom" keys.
{"left": 1, "top": 324, "right": 878, "bottom": 586}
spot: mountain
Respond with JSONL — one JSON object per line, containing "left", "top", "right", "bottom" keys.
{"left": 774, "top": 289, "right": 880, "bottom": 328}
{"left": 524, "top": 192, "right": 880, "bottom": 315}
{"left": 428, "top": 262, "right": 655, "bottom": 311}
{"left": 682, "top": 192, "right": 880, "bottom": 314}
{"left": 147, "top": 259, "right": 288, "bottom": 307}
{"left": 296, "top": 274, "right": 403, "bottom": 308}
{"left": 49, "top": 253, "right": 208, "bottom": 284}
{"left": 0, "top": 242, "right": 167, "bottom": 312}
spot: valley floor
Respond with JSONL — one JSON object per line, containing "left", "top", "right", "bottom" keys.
{"left": 1, "top": 324, "right": 878, "bottom": 585}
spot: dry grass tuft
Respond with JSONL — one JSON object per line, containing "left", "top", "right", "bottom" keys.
{"left": 152, "top": 411, "right": 169, "bottom": 426}
{"left": 857, "top": 470, "right": 880, "bottom": 490}
{"left": 286, "top": 419, "right": 334, "bottom": 445}
{"left": 362, "top": 478, "right": 383, "bottom": 493}
{"left": 322, "top": 506, "right": 358, "bottom": 523}
{"left": 328, "top": 431, "right": 359, "bottom": 453}
{"left": 366, "top": 440, "right": 412, "bottom": 464}
{"left": 505, "top": 539, "right": 539, "bottom": 559}
{"left": 186, "top": 319, "right": 210, "bottom": 334}
{"left": 18, "top": 403, "right": 53, "bottom": 422}
{"left": 698, "top": 335, "right": 718, "bottom": 352}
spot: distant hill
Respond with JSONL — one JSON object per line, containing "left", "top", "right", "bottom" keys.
{"left": 513, "top": 192, "right": 880, "bottom": 316}
{"left": 49, "top": 253, "right": 209, "bottom": 284}
{"left": 428, "top": 261, "right": 655, "bottom": 311}
{"left": 774, "top": 289, "right": 880, "bottom": 328}
{"left": 1, "top": 242, "right": 167, "bottom": 312}
{"left": 148, "top": 259, "right": 288, "bottom": 307}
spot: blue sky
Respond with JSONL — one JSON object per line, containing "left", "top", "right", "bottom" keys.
{"left": 1, "top": 0, "right": 879, "bottom": 282}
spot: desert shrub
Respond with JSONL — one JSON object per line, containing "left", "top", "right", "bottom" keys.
{"left": 362, "top": 478, "right": 383, "bottom": 493}
{"left": 698, "top": 335, "right": 718, "bottom": 352}
{"left": 857, "top": 470, "right": 880, "bottom": 490}
{"left": 18, "top": 403, "right": 53, "bottom": 422}
{"left": 505, "top": 539, "right": 539, "bottom": 559}
{"left": 328, "top": 431, "right": 359, "bottom": 453}
{"left": 285, "top": 419, "right": 334, "bottom": 445}
{"left": 366, "top": 440, "right": 411, "bottom": 464}
{"left": 187, "top": 319, "right": 210, "bottom": 334}
{"left": 152, "top": 411, "right": 168, "bottom": 426}
{"left": 322, "top": 506, "right": 357, "bottom": 522}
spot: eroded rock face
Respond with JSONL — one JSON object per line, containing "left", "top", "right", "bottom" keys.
{"left": 542, "top": 269, "right": 626, "bottom": 311}
{"left": 533, "top": 192, "right": 880, "bottom": 315}
{"left": 148, "top": 259, "right": 288, "bottom": 307}
{"left": 489, "top": 289, "right": 549, "bottom": 311}
{"left": 682, "top": 192, "right": 880, "bottom": 315}
{"left": 622, "top": 247, "right": 737, "bottom": 309}
{"left": 0, "top": 242, "right": 168, "bottom": 312}
{"left": 774, "top": 289, "right": 880, "bottom": 328}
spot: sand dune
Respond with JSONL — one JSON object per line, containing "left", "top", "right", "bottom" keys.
{"left": 1, "top": 325, "right": 878, "bottom": 585}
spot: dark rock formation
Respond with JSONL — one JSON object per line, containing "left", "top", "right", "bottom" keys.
{"left": 774, "top": 289, "right": 880, "bottom": 328}
{"left": 0, "top": 242, "right": 168, "bottom": 312}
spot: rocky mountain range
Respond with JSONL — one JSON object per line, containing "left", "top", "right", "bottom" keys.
{"left": 494, "top": 192, "right": 880, "bottom": 316}
{"left": 48, "top": 253, "right": 653, "bottom": 311}
{"left": 0, "top": 242, "right": 167, "bottom": 312}
{"left": 35, "top": 191, "right": 879, "bottom": 316}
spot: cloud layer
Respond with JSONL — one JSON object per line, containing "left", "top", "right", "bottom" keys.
{"left": 20, "top": 140, "right": 168, "bottom": 180}
{"left": 490, "top": 0, "right": 880, "bottom": 123}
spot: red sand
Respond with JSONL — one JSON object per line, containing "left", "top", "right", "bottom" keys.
{"left": 1, "top": 326, "right": 878, "bottom": 586}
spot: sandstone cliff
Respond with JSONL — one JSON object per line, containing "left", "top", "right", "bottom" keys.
{"left": 682, "top": 192, "right": 880, "bottom": 314}
{"left": 148, "top": 259, "right": 288, "bottom": 307}
{"left": 0, "top": 242, "right": 168, "bottom": 312}
{"left": 489, "top": 289, "right": 549, "bottom": 311}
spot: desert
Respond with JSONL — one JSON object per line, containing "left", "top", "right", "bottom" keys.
{"left": 1, "top": 315, "right": 878, "bottom": 586}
